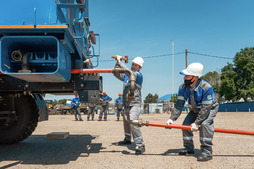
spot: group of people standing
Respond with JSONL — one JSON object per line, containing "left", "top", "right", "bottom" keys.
{"left": 71, "top": 91, "right": 124, "bottom": 122}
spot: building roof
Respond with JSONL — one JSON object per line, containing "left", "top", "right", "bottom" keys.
{"left": 157, "top": 93, "right": 177, "bottom": 100}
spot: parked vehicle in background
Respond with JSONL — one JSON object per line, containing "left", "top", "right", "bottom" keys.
{"left": 45, "top": 99, "right": 54, "bottom": 110}
{"left": 56, "top": 100, "right": 88, "bottom": 115}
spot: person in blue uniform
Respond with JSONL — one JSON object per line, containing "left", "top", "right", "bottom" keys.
{"left": 114, "top": 56, "right": 145, "bottom": 155}
{"left": 166, "top": 63, "right": 219, "bottom": 162}
{"left": 115, "top": 92, "right": 124, "bottom": 121}
{"left": 99, "top": 91, "right": 112, "bottom": 121}
{"left": 71, "top": 93, "right": 83, "bottom": 121}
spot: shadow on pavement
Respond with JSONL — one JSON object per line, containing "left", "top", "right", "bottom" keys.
{"left": 213, "top": 154, "right": 254, "bottom": 157}
{"left": 111, "top": 141, "right": 136, "bottom": 151}
{"left": 0, "top": 161, "right": 21, "bottom": 169}
{"left": 162, "top": 149, "right": 254, "bottom": 158}
{"left": 162, "top": 148, "right": 201, "bottom": 157}
{"left": 0, "top": 134, "right": 102, "bottom": 165}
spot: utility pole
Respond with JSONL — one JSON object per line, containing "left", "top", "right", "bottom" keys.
{"left": 171, "top": 40, "right": 174, "bottom": 109}
{"left": 185, "top": 49, "right": 188, "bottom": 68}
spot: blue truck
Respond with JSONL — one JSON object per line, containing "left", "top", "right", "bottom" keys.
{"left": 0, "top": 0, "right": 102, "bottom": 144}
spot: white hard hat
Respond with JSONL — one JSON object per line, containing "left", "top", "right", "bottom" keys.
{"left": 132, "top": 57, "right": 144, "bottom": 67}
{"left": 180, "top": 63, "right": 203, "bottom": 77}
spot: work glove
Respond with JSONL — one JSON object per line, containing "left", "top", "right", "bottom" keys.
{"left": 116, "top": 55, "right": 122, "bottom": 63}
{"left": 191, "top": 123, "right": 199, "bottom": 132}
{"left": 166, "top": 119, "right": 173, "bottom": 130}
{"left": 166, "top": 119, "right": 174, "bottom": 126}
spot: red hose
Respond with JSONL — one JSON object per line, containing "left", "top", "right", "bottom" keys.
{"left": 71, "top": 69, "right": 113, "bottom": 74}
{"left": 0, "top": 69, "right": 113, "bottom": 75}
{"left": 213, "top": 128, "right": 254, "bottom": 136}
{"left": 148, "top": 122, "right": 254, "bottom": 136}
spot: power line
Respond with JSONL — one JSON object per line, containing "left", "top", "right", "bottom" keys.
{"left": 142, "top": 52, "right": 185, "bottom": 59}
{"left": 97, "top": 52, "right": 185, "bottom": 62}
{"left": 189, "top": 51, "right": 233, "bottom": 60}
{"left": 94, "top": 51, "right": 233, "bottom": 63}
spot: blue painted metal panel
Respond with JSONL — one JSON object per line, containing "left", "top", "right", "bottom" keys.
{"left": 0, "top": 0, "right": 98, "bottom": 83}
{"left": 219, "top": 102, "right": 254, "bottom": 112}
{"left": 0, "top": 0, "right": 58, "bottom": 25}
{"left": 0, "top": 36, "right": 71, "bottom": 82}
{"left": 0, "top": 0, "right": 87, "bottom": 26}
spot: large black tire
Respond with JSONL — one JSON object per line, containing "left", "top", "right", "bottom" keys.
{"left": 0, "top": 95, "right": 39, "bottom": 144}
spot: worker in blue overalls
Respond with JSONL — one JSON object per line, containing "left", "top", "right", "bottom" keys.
{"left": 87, "top": 103, "right": 96, "bottom": 121}
{"left": 115, "top": 92, "right": 124, "bottom": 121}
{"left": 114, "top": 56, "right": 145, "bottom": 155}
{"left": 99, "top": 91, "right": 112, "bottom": 121}
{"left": 166, "top": 63, "right": 219, "bottom": 162}
{"left": 71, "top": 93, "right": 83, "bottom": 121}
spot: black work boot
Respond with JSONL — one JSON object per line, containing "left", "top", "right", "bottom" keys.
{"left": 118, "top": 138, "right": 131, "bottom": 145}
{"left": 87, "top": 117, "right": 89, "bottom": 121}
{"left": 92, "top": 117, "right": 94, "bottom": 121}
{"left": 98, "top": 118, "right": 102, "bottom": 121}
{"left": 178, "top": 150, "right": 195, "bottom": 155}
{"left": 197, "top": 154, "right": 213, "bottom": 162}
{"left": 117, "top": 117, "right": 119, "bottom": 121}
{"left": 135, "top": 145, "right": 145, "bottom": 155}
{"left": 104, "top": 117, "right": 107, "bottom": 121}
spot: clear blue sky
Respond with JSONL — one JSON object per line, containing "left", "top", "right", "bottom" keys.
{"left": 47, "top": 0, "right": 254, "bottom": 102}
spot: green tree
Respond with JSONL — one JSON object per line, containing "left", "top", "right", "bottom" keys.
{"left": 144, "top": 93, "right": 159, "bottom": 103}
{"left": 220, "top": 47, "right": 254, "bottom": 102}
{"left": 170, "top": 94, "right": 178, "bottom": 103}
{"left": 52, "top": 99, "right": 58, "bottom": 106}
{"left": 58, "top": 99, "right": 68, "bottom": 105}
{"left": 220, "top": 63, "right": 238, "bottom": 102}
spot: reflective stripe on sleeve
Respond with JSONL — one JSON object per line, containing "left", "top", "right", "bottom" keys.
{"left": 136, "top": 83, "right": 142, "bottom": 89}
{"left": 202, "top": 100, "right": 213, "bottom": 104}
{"left": 177, "top": 96, "right": 185, "bottom": 100}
